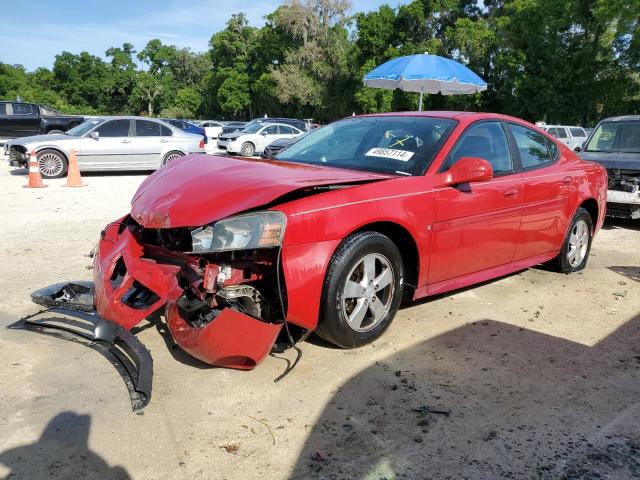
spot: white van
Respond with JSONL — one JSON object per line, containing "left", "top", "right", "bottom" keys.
{"left": 539, "top": 124, "right": 588, "bottom": 151}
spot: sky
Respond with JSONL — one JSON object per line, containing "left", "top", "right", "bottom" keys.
{"left": 1, "top": 0, "right": 404, "bottom": 71}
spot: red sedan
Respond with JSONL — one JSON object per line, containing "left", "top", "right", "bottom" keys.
{"left": 82, "top": 112, "right": 607, "bottom": 370}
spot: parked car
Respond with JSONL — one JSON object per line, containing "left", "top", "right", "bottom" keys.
{"left": 0, "top": 101, "right": 84, "bottom": 143}
{"left": 260, "top": 129, "right": 314, "bottom": 159}
{"left": 5, "top": 116, "right": 205, "bottom": 178}
{"left": 217, "top": 122, "right": 303, "bottom": 156}
{"left": 37, "top": 111, "right": 605, "bottom": 373}
{"left": 162, "top": 119, "right": 207, "bottom": 144}
{"left": 220, "top": 121, "right": 248, "bottom": 136}
{"left": 540, "top": 124, "right": 588, "bottom": 151}
{"left": 221, "top": 117, "right": 308, "bottom": 136}
{"left": 197, "top": 120, "right": 225, "bottom": 140}
{"left": 578, "top": 115, "right": 640, "bottom": 219}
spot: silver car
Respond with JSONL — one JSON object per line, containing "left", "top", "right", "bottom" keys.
{"left": 5, "top": 116, "right": 206, "bottom": 178}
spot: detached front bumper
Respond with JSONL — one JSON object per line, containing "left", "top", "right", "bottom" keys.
{"left": 94, "top": 218, "right": 283, "bottom": 369}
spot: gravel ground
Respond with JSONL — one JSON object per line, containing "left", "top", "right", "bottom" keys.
{"left": 0, "top": 162, "right": 639, "bottom": 480}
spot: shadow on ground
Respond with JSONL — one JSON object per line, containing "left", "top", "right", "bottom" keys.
{"left": 290, "top": 315, "right": 640, "bottom": 479}
{"left": 0, "top": 411, "right": 130, "bottom": 479}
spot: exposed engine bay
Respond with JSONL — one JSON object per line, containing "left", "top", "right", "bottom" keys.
{"left": 606, "top": 169, "right": 640, "bottom": 219}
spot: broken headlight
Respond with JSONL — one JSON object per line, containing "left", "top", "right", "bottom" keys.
{"left": 191, "top": 211, "right": 286, "bottom": 253}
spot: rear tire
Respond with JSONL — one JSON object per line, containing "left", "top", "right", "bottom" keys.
{"left": 315, "top": 232, "right": 404, "bottom": 349}
{"left": 550, "top": 207, "right": 593, "bottom": 273}
{"left": 162, "top": 150, "right": 184, "bottom": 166}
{"left": 240, "top": 142, "right": 255, "bottom": 157}
{"left": 36, "top": 149, "right": 68, "bottom": 179}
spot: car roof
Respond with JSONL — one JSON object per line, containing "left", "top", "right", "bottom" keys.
{"left": 255, "top": 122, "right": 301, "bottom": 129}
{"left": 356, "top": 111, "right": 542, "bottom": 124}
{"left": 599, "top": 115, "right": 640, "bottom": 123}
{"left": 543, "top": 125, "right": 584, "bottom": 129}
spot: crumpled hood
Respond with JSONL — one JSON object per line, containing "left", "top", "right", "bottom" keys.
{"left": 130, "top": 154, "right": 393, "bottom": 228}
{"left": 579, "top": 151, "right": 640, "bottom": 171}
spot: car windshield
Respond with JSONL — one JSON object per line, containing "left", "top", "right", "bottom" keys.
{"left": 586, "top": 121, "right": 640, "bottom": 153}
{"left": 242, "top": 123, "right": 264, "bottom": 134}
{"left": 65, "top": 119, "right": 105, "bottom": 136}
{"left": 275, "top": 116, "right": 457, "bottom": 176}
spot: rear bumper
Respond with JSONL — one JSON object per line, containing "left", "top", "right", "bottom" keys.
{"left": 93, "top": 219, "right": 283, "bottom": 369}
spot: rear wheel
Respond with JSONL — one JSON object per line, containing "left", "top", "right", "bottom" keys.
{"left": 240, "top": 142, "right": 255, "bottom": 157}
{"left": 550, "top": 207, "right": 593, "bottom": 273}
{"left": 162, "top": 150, "right": 184, "bottom": 166}
{"left": 37, "top": 149, "right": 67, "bottom": 179}
{"left": 315, "top": 232, "right": 404, "bottom": 349}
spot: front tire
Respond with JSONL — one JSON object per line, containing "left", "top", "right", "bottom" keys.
{"left": 240, "top": 142, "right": 255, "bottom": 157}
{"left": 36, "top": 149, "right": 67, "bottom": 179}
{"left": 315, "top": 232, "right": 404, "bottom": 349}
{"left": 551, "top": 207, "right": 593, "bottom": 273}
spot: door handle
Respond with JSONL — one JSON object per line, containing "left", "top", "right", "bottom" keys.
{"left": 503, "top": 188, "right": 519, "bottom": 198}
{"left": 121, "top": 139, "right": 131, "bottom": 143}
{"left": 160, "top": 138, "right": 168, "bottom": 143}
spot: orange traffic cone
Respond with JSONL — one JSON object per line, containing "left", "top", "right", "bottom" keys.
{"left": 64, "top": 149, "right": 85, "bottom": 187}
{"left": 23, "top": 151, "right": 48, "bottom": 188}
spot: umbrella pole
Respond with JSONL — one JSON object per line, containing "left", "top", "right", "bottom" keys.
{"left": 418, "top": 86, "right": 424, "bottom": 111}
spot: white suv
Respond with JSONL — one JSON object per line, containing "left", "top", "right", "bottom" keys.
{"left": 539, "top": 124, "right": 588, "bottom": 151}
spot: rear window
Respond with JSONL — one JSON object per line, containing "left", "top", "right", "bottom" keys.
{"left": 510, "top": 123, "right": 556, "bottom": 169}
{"left": 136, "top": 120, "right": 162, "bottom": 137}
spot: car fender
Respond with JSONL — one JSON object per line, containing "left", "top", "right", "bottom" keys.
{"left": 278, "top": 176, "right": 435, "bottom": 330}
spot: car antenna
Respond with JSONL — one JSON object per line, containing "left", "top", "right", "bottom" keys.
{"left": 271, "top": 246, "right": 303, "bottom": 383}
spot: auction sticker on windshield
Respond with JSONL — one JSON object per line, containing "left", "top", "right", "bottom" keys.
{"left": 365, "top": 148, "right": 415, "bottom": 161}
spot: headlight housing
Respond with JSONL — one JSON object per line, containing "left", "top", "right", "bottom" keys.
{"left": 191, "top": 211, "right": 286, "bottom": 253}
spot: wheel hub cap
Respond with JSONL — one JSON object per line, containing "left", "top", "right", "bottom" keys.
{"left": 567, "top": 219, "right": 589, "bottom": 267}
{"left": 341, "top": 253, "right": 395, "bottom": 332}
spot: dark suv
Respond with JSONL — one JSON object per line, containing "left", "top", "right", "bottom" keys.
{"left": 221, "top": 117, "right": 308, "bottom": 135}
{"left": 0, "top": 101, "right": 84, "bottom": 143}
{"left": 579, "top": 115, "right": 640, "bottom": 219}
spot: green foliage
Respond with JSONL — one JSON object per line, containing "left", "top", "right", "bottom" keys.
{"left": 0, "top": 0, "right": 637, "bottom": 125}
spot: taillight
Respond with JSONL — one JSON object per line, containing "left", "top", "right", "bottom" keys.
{"left": 199, "top": 138, "right": 205, "bottom": 149}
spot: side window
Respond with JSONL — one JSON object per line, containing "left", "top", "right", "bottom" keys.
{"left": 95, "top": 119, "right": 130, "bottom": 138}
{"left": 12, "top": 103, "right": 34, "bottom": 115}
{"left": 279, "top": 125, "right": 294, "bottom": 134}
{"left": 263, "top": 125, "right": 278, "bottom": 135}
{"left": 510, "top": 124, "right": 554, "bottom": 169}
{"left": 136, "top": 120, "right": 162, "bottom": 137}
{"left": 443, "top": 121, "right": 513, "bottom": 175}
{"left": 160, "top": 125, "right": 172, "bottom": 136}
{"left": 556, "top": 128, "right": 568, "bottom": 139}
{"left": 0, "top": 103, "right": 6, "bottom": 115}
{"left": 570, "top": 127, "right": 585, "bottom": 138}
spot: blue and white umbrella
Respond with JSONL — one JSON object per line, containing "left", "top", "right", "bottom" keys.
{"left": 363, "top": 53, "right": 487, "bottom": 111}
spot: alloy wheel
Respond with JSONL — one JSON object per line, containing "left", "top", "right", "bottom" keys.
{"left": 38, "top": 152, "right": 64, "bottom": 177}
{"left": 340, "top": 253, "right": 395, "bottom": 332}
{"left": 567, "top": 219, "right": 589, "bottom": 267}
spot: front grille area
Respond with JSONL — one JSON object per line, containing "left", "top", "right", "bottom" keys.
{"left": 120, "top": 281, "right": 161, "bottom": 310}
{"left": 9, "top": 147, "right": 27, "bottom": 162}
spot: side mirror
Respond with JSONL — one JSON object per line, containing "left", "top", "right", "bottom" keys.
{"left": 574, "top": 146, "right": 582, "bottom": 152}
{"left": 437, "top": 157, "right": 493, "bottom": 187}
{"left": 89, "top": 131, "right": 99, "bottom": 140}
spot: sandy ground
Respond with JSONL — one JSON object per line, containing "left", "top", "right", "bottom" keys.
{"left": 0, "top": 162, "right": 639, "bottom": 480}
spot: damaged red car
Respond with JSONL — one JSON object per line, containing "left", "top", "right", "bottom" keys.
{"left": 25, "top": 112, "right": 607, "bottom": 409}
